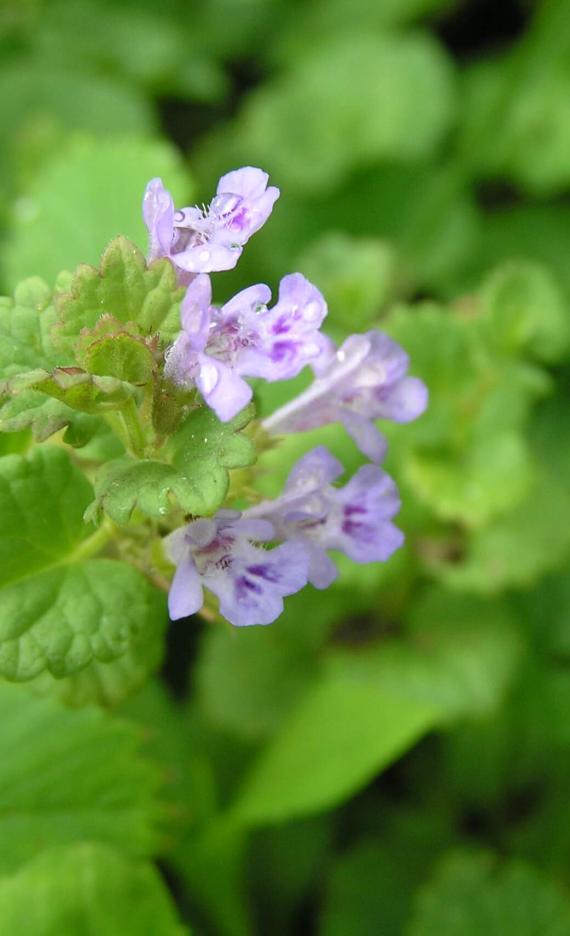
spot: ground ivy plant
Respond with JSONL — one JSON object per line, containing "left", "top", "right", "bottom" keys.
{"left": 0, "top": 166, "right": 426, "bottom": 699}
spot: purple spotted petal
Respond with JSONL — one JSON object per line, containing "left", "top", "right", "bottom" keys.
{"left": 207, "top": 538, "right": 309, "bottom": 627}
{"left": 142, "top": 167, "right": 279, "bottom": 277}
{"left": 328, "top": 464, "right": 404, "bottom": 563}
{"left": 244, "top": 446, "right": 404, "bottom": 580}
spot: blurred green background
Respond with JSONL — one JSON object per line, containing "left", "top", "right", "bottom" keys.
{"left": 2, "top": 0, "right": 570, "bottom": 933}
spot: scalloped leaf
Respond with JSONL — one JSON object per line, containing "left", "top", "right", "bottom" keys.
{"left": 0, "top": 446, "right": 165, "bottom": 681}
{"left": 55, "top": 236, "right": 183, "bottom": 353}
{"left": 90, "top": 403, "right": 256, "bottom": 524}
{"left": 2, "top": 367, "right": 138, "bottom": 414}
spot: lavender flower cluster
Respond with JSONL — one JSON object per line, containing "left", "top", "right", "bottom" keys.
{"left": 144, "top": 168, "right": 428, "bottom": 627}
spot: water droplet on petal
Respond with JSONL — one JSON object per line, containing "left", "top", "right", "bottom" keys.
{"left": 337, "top": 350, "right": 346, "bottom": 362}
{"left": 199, "top": 249, "right": 210, "bottom": 263}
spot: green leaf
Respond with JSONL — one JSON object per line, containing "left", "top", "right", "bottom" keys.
{"left": 169, "top": 402, "right": 257, "bottom": 502}
{"left": 0, "top": 390, "right": 82, "bottom": 442}
{"left": 196, "top": 586, "right": 365, "bottom": 741}
{"left": 231, "top": 666, "right": 437, "bottom": 826}
{"left": 229, "top": 32, "right": 455, "bottom": 193}
{"left": 480, "top": 261, "right": 570, "bottom": 363}
{"left": 338, "top": 589, "right": 522, "bottom": 722}
{"left": 459, "top": 3, "right": 570, "bottom": 196}
{"left": 0, "top": 843, "right": 187, "bottom": 935}
{"left": 3, "top": 367, "right": 138, "bottom": 414}
{"left": 4, "top": 135, "right": 192, "bottom": 288}
{"left": 33, "top": 589, "right": 167, "bottom": 708}
{"left": 408, "top": 851, "right": 570, "bottom": 936}
{"left": 78, "top": 328, "right": 156, "bottom": 385}
{"left": 0, "top": 277, "right": 60, "bottom": 380}
{"left": 0, "top": 275, "right": 102, "bottom": 440}
{"left": 88, "top": 404, "right": 256, "bottom": 525}
{"left": 0, "top": 683, "right": 160, "bottom": 871}
{"left": 0, "top": 446, "right": 165, "bottom": 681}
{"left": 441, "top": 396, "right": 570, "bottom": 592}
{"left": 55, "top": 235, "right": 184, "bottom": 351}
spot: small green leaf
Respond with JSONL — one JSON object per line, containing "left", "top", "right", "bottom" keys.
{"left": 169, "top": 403, "right": 257, "bottom": 508}
{"left": 0, "top": 683, "right": 160, "bottom": 870}
{"left": 88, "top": 457, "right": 210, "bottom": 525}
{"left": 55, "top": 236, "right": 184, "bottom": 351}
{"left": 0, "top": 843, "right": 188, "bottom": 935}
{"left": 79, "top": 329, "right": 156, "bottom": 385}
{"left": 90, "top": 404, "right": 257, "bottom": 524}
{"left": 3, "top": 366, "right": 138, "bottom": 414}
{"left": 0, "top": 446, "right": 165, "bottom": 681}
{"left": 408, "top": 851, "right": 570, "bottom": 936}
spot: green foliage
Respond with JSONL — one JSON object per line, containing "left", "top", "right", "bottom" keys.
{"left": 55, "top": 235, "right": 184, "bottom": 348}
{"left": 231, "top": 667, "right": 437, "bottom": 825}
{"left": 90, "top": 404, "right": 256, "bottom": 524}
{"left": 214, "top": 32, "right": 456, "bottom": 194}
{"left": 3, "top": 137, "right": 191, "bottom": 287}
{"left": 0, "top": 447, "right": 165, "bottom": 681}
{"left": 408, "top": 851, "right": 570, "bottom": 935}
{"left": 0, "top": 683, "right": 160, "bottom": 870}
{"left": 0, "top": 843, "right": 188, "bottom": 935}
{"left": 2, "top": 0, "right": 570, "bottom": 930}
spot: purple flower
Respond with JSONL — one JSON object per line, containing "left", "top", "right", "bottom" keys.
{"left": 164, "top": 510, "right": 309, "bottom": 627}
{"left": 165, "top": 272, "right": 330, "bottom": 422}
{"left": 245, "top": 446, "right": 404, "bottom": 588}
{"left": 263, "top": 330, "right": 427, "bottom": 462}
{"left": 143, "top": 167, "right": 279, "bottom": 277}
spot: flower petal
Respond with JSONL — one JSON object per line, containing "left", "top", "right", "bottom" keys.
{"left": 195, "top": 354, "right": 253, "bottom": 422}
{"left": 340, "top": 410, "right": 388, "bottom": 463}
{"left": 207, "top": 540, "right": 309, "bottom": 627}
{"left": 143, "top": 178, "right": 174, "bottom": 260}
{"left": 168, "top": 555, "right": 204, "bottom": 620}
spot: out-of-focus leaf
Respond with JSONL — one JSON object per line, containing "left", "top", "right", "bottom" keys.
{"left": 227, "top": 33, "right": 456, "bottom": 193}
{"left": 231, "top": 666, "right": 437, "bottom": 826}
{"left": 442, "top": 396, "right": 570, "bottom": 591}
{"left": 334, "top": 588, "right": 522, "bottom": 722}
{"left": 0, "top": 683, "right": 160, "bottom": 871}
{"left": 4, "top": 136, "right": 191, "bottom": 287}
{"left": 0, "top": 843, "right": 187, "bottom": 935}
{"left": 385, "top": 304, "right": 548, "bottom": 526}
{"left": 408, "top": 850, "right": 570, "bottom": 936}
{"left": 459, "top": 0, "right": 570, "bottom": 197}
{"left": 479, "top": 261, "right": 570, "bottom": 363}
